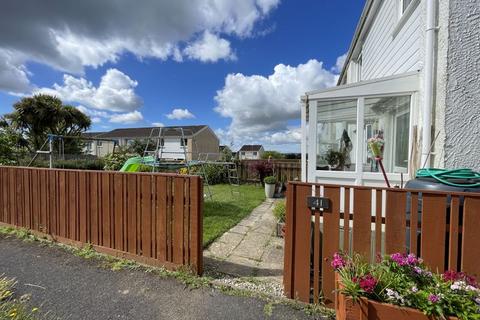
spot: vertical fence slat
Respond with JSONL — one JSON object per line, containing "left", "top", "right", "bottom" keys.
{"left": 313, "top": 186, "right": 320, "bottom": 304}
{"left": 322, "top": 186, "right": 341, "bottom": 306}
{"left": 462, "top": 197, "right": 480, "bottom": 277}
{"left": 90, "top": 172, "right": 99, "bottom": 245}
{"left": 410, "top": 193, "right": 419, "bottom": 255}
{"left": 141, "top": 175, "right": 152, "bottom": 257}
{"left": 352, "top": 189, "right": 372, "bottom": 261}
{"left": 189, "top": 176, "right": 202, "bottom": 274}
{"left": 172, "top": 177, "right": 185, "bottom": 264}
{"left": 385, "top": 191, "right": 407, "bottom": 254}
{"left": 448, "top": 196, "right": 460, "bottom": 271}
{"left": 127, "top": 174, "right": 137, "bottom": 254}
{"left": 101, "top": 173, "right": 111, "bottom": 247}
{"left": 156, "top": 176, "right": 167, "bottom": 262}
{"left": 79, "top": 171, "right": 88, "bottom": 243}
{"left": 374, "top": 190, "right": 382, "bottom": 255}
{"left": 283, "top": 183, "right": 296, "bottom": 299}
{"left": 343, "top": 188, "right": 350, "bottom": 254}
{"left": 421, "top": 193, "right": 447, "bottom": 272}
{"left": 114, "top": 174, "right": 124, "bottom": 251}
{"left": 292, "top": 184, "right": 312, "bottom": 302}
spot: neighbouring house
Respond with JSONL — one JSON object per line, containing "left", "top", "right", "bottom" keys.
{"left": 238, "top": 145, "right": 264, "bottom": 160}
{"left": 85, "top": 125, "right": 219, "bottom": 160}
{"left": 82, "top": 132, "right": 116, "bottom": 158}
{"left": 301, "top": 0, "right": 480, "bottom": 186}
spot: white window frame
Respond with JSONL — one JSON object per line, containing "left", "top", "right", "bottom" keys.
{"left": 393, "top": 0, "right": 420, "bottom": 38}
{"left": 303, "top": 71, "right": 419, "bottom": 186}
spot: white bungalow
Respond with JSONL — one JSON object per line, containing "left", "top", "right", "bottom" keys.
{"left": 301, "top": 0, "right": 480, "bottom": 186}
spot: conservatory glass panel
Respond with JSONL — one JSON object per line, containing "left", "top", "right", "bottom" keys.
{"left": 363, "top": 96, "right": 410, "bottom": 173}
{"left": 316, "top": 99, "right": 357, "bottom": 171}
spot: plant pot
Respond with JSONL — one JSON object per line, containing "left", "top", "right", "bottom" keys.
{"left": 335, "top": 274, "right": 458, "bottom": 320}
{"left": 276, "top": 222, "right": 285, "bottom": 237}
{"left": 265, "top": 183, "right": 275, "bottom": 198}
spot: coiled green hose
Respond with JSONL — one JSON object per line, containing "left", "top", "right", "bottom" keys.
{"left": 416, "top": 168, "right": 480, "bottom": 188}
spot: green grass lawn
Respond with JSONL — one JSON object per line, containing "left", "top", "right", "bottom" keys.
{"left": 203, "top": 184, "right": 265, "bottom": 247}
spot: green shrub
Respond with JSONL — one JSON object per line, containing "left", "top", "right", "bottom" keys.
{"left": 103, "top": 148, "right": 133, "bottom": 171}
{"left": 264, "top": 175, "right": 276, "bottom": 184}
{"left": 25, "top": 158, "right": 105, "bottom": 170}
{"left": 273, "top": 200, "right": 286, "bottom": 222}
{"left": 189, "top": 164, "right": 229, "bottom": 185}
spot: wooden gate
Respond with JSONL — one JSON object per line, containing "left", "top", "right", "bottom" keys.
{"left": 283, "top": 181, "right": 480, "bottom": 305}
{"left": 0, "top": 166, "right": 203, "bottom": 274}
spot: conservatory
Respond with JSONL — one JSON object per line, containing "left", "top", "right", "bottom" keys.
{"left": 301, "top": 71, "right": 420, "bottom": 187}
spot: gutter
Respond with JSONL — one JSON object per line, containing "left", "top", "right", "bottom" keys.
{"left": 421, "top": 0, "right": 438, "bottom": 167}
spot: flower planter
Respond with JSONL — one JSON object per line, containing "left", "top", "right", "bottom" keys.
{"left": 335, "top": 274, "right": 458, "bottom": 320}
{"left": 264, "top": 183, "right": 275, "bottom": 198}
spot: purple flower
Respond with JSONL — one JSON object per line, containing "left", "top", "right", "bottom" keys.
{"left": 428, "top": 294, "right": 440, "bottom": 303}
{"left": 413, "top": 266, "right": 423, "bottom": 274}
{"left": 406, "top": 253, "right": 418, "bottom": 265}
{"left": 331, "top": 253, "right": 346, "bottom": 270}
{"left": 390, "top": 253, "right": 420, "bottom": 267}
{"left": 390, "top": 253, "right": 406, "bottom": 265}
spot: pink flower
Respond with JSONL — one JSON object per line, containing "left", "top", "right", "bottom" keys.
{"left": 428, "top": 294, "right": 440, "bottom": 303}
{"left": 331, "top": 253, "right": 346, "bottom": 270}
{"left": 390, "top": 253, "right": 420, "bottom": 267}
{"left": 442, "top": 270, "right": 478, "bottom": 287}
{"left": 359, "top": 274, "right": 377, "bottom": 294}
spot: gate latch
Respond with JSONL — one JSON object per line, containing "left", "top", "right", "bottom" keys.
{"left": 307, "top": 196, "right": 330, "bottom": 210}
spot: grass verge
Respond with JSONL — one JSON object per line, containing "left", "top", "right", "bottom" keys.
{"left": 204, "top": 184, "right": 265, "bottom": 247}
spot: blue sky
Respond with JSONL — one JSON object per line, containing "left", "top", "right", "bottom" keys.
{"left": 0, "top": 0, "right": 365, "bottom": 152}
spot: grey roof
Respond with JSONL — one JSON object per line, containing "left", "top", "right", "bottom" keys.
{"left": 239, "top": 145, "right": 263, "bottom": 152}
{"left": 82, "top": 131, "right": 107, "bottom": 138}
{"left": 95, "top": 125, "right": 208, "bottom": 139}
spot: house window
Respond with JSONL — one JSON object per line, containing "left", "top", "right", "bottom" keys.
{"left": 180, "top": 138, "right": 188, "bottom": 146}
{"left": 241, "top": 152, "right": 245, "bottom": 156}
{"left": 402, "top": 0, "right": 413, "bottom": 13}
{"left": 364, "top": 96, "right": 410, "bottom": 173}
{"left": 97, "top": 141, "right": 103, "bottom": 147}
{"left": 316, "top": 99, "right": 357, "bottom": 171}
{"left": 253, "top": 151, "right": 257, "bottom": 156}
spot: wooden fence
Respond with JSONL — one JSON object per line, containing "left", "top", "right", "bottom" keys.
{"left": 0, "top": 166, "right": 203, "bottom": 274}
{"left": 238, "top": 160, "right": 301, "bottom": 183}
{"left": 283, "top": 181, "right": 480, "bottom": 305}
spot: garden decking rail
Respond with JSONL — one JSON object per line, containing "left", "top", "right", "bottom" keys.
{"left": 0, "top": 166, "right": 203, "bottom": 274}
{"left": 283, "top": 181, "right": 480, "bottom": 305}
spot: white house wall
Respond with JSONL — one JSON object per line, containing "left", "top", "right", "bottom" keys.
{"left": 361, "top": 0, "right": 423, "bottom": 81}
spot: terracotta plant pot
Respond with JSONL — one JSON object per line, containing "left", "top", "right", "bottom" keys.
{"left": 335, "top": 274, "right": 458, "bottom": 320}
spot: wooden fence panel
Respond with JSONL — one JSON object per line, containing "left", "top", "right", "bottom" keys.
{"left": 238, "top": 160, "right": 301, "bottom": 183}
{"left": 284, "top": 181, "right": 480, "bottom": 305}
{"left": 0, "top": 166, "right": 203, "bottom": 274}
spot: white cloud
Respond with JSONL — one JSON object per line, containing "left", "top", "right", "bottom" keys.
{"left": 184, "top": 32, "right": 236, "bottom": 62}
{"left": 109, "top": 110, "right": 144, "bottom": 123}
{"left": 0, "top": 0, "right": 279, "bottom": 92}
{"left": 151, "top": 122, "right": 165, "bottom": 127}
{"left": 0, "top": 50, "right": 31, "bottom": 94}
{"left": 214, "top": 59, "right": 338, "bottom": 143}
{"left": 332, "top": 53, "right": 347, "bottom": 73}
{"left": 38, "top": 68, "right": 142, "bottom": 112}
{"left": 166, "top": 108, "right": 195, "bottom": 120}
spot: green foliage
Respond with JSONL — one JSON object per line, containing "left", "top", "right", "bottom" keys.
{"left": 189, "top": 164, "right": 229, "bottom": 185}
{"left": 103, "top": 147, "right": 133, "bottom": 171}
{"left": 272, "top": 200, "right": 286, "bottom": 223}
{"left": 261, "top": 151, "right": 284, "bottom": 160}
{"left": 0, "top": 275, "right": 41, "bottom": 320}
{"left": 263, "top": 176, "right": 276, "bottom": 184}
{"left": 27, "top": 158, "right": 105, "bottom": 170}
{"left": 220, "top": 146, "right": 234, "bottom": 162}
{"left": 5, "top": 94, "right": 91, "bottom": 153}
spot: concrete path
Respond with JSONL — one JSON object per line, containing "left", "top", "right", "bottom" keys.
{"left": 0, "top": 235, "right": 321, "bottom": 320}
{"left": 204, "top": 199, "right": 284, "bottom": 284}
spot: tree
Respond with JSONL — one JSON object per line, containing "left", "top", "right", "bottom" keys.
{"left": 5, "top": 94, "right": 91, "bottom": 153}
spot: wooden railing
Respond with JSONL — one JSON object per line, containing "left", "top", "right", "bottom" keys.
{"left": 283, "top": 181, "right": 480, "bottom": 305}
{"left": 238, "top": 160, "right": 301, "bottom": 183}
{"left": 0, "top": 166, "right": 203, "bottom": 274}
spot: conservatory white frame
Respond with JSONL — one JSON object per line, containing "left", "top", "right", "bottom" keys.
{"left": 301, "top": 71, "right": 420, "bottom": 187}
